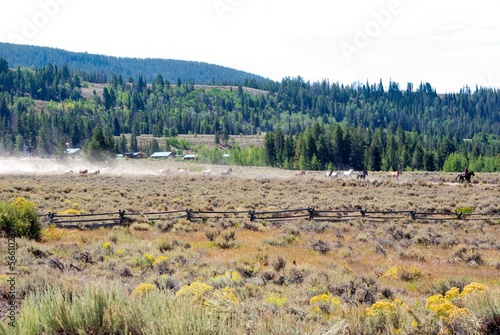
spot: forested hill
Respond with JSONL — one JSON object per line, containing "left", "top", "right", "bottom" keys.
{"left": 0, "top": 57, "right": 498, "bottom": 171}
{"left": 0, "top": 42, "right": 272, "bottom": 86}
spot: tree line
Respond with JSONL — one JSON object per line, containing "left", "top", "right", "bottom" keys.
{"left": 0, "top": 42, "right": 271, "bottom": 85}
{"left": 263, "top": 123, "right": 500, "bottom": 172}
{"left": 0, "top": 58, "right": 498, "bottom": 171}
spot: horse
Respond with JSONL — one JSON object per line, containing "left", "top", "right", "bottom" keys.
{"left": 343, "top": 169, "right": 354, "bottom": 179}
{"left": 357, "top": 170, "right": 368, "bottom": 180}
{"left": 64, "top": 169, "right": 73, "bottom": 174}
{"left": 325, "top": 170, "right": 340, "bottom": 178}
{"left": 389, "top": 170, "right": 402, "bottom": 181}
{"left": 202, "top": 169, "right": 212, "bottom": 175}
{"left": 456, "top": 171, "right": 475, "bottom": 184}
{"left": 79, "top": 169, "right": 88, "bottom": 174}
{"left": 220, "top": 167, "right": 232, "bottom": 176}
{"left": 177, "top": 168, "right": 190, "bottom": 174}
{"left": 158, "top": 169, "right": 169, "bottom": 175}
{"left": 295, "top": 170, "right": 306, "bottom": 176}
{"left": 89, "top": 170, "right": 100, "bottom": 175}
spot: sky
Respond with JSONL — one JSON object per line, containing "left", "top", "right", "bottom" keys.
{"left": 1, "top": 0, "right": 500, "bottom": 93}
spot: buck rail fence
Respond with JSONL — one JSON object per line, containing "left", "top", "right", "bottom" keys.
{"left": 41, "top": 207, "right": 500, "bottom": 229}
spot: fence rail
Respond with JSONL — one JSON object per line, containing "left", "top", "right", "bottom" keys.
{"left": 40, "top": 207, "right": 500, "bottom": 229}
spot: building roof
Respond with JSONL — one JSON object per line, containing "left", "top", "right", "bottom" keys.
{"left": 66, "top": 148, "right": 80, "bottom": 155}
{"left": 151, "top": 151, "right": 174, "bottom": 158}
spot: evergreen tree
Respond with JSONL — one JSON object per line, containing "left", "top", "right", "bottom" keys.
{"left": 264, "top": 132, "right": 276, "bottom": 167}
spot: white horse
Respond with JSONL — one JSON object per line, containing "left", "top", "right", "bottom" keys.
{"left": 177, "top": 168, "right": 190, "bottom": 174}
{"left": 389, "top": 170, "right": 402, "bottom": 181}
{"left": 158, "top": 168, "right": 169, "bottom": 175}
{"left": 220, "top": 167, "right": 232, "bottom": 176}
{"left": 343, "top": 169, "right": 354, "bottom": 179}
{"left": 325, "top": 170, "right": 340, "bottom": 178}
{"left": 202, "top": 169, "right": 211, "bottom": 175}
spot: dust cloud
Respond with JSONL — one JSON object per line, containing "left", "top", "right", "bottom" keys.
{"left": 0, "top": 157, "right": 298, "bottom": 179}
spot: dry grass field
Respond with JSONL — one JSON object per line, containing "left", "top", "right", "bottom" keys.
{"left": 1, "top": 157, "right": 499, "bottom": 334}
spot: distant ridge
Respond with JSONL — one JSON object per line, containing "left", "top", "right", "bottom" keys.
{"left": 0, "top": 42, "right": 272, "bottom": 85}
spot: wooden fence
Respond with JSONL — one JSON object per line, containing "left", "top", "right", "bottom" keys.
{"left": 41, "top": 207, "right": 500, "bottom": 229}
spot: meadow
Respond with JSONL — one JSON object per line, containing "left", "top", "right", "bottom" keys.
{"left": 0, "top": 158, "right": 499, "bottom": 334}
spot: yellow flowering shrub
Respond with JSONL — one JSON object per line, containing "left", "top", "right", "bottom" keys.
{"left": 365, "top": 299, "right": 406, "bottom": 317}
{"left": 231, "top": 271, "right": 243, "bottom": 285}
{"left": 58, "top": 201, "right": 82, "bottom": 215}
{"left": 153, "top": 255, "right": 169, "bottom": 267}
{"left": 132, "top": 282, "right": 157, "bottom": 296}
{"left": 265, "top": 292, "right": 288, "bottom": 307}
{"left": 143, "top": 253, "right": 155, "bottom": 266}
{"left": 426, "top": 293, "right": 468, "bottom": 322}
{"left": 210, "top": 271, "right": 244, "bottom": 288}
{"left": 176, "top": 281, "right": 214, "bottom": 303}
{"left": 309, "top": 293, "right": 341, "bottom": 317}
{"left": 116, "top": 248, "right": 125, "bottom": 256}
{"left": 445, "top": 287, "right": 460, "bottom": 300}
{"left": 41, "top": 225, "right": 67, "bottom": 242}
{"left": 13, "top": 197, "right": 39, "bottom": 209}
{"left": 212, "top": 287, "right": 239, "bottom": 304}
{"left": 102, "top": 242, "right": 111, "bottom": 249}
{"left": 426, "top": 282, "right": 486, "bottom": 323}
{"left": 379, "top": 265, "right": 421, "bottom": 281}
{"left": 380, "top": 267, "right": 399, "bottom": 279}
{"left": 1, "top": 197, "right": 41, "bottom": 240}
{"left": 460, "top": 282, "right": 485, "bottom": 296}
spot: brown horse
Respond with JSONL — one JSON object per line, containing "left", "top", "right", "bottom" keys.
{"left": 295, "top": 170, "right": 306, "bottom": 176}
{"left": 79, "top": 169, "right": 88, "bottom": 174}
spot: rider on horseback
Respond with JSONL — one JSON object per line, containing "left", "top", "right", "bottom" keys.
{"left": 463, "top": 166, "right": 469, "bottom": 176}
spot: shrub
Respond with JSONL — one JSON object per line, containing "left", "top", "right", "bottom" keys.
{"left": 40, "top": 225, "right": 67, "bottom": 242}
{"left": 205, "top": 229, "right": 220, "bottom": 241}
{"left": 0, "top": 197, "right": 41, "bottom": 240}
{"left": 311, "top": 240, "right": 330, "bottom": 254}
{"left": 272, "top": 256, "right": 287, "bottom": 272}
{"left": 132, "top": 282, "right": 157, "bottom": 296}
{"left": 454, "top": 246, "right": 484, "bottom": 265}
{"left": 158, "top": 238, "right": 175, "bottom": 252}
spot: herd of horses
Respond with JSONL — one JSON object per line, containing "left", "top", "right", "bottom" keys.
{"left": 323, "top": 169, "right": 369, "bottom": 180}
{"left": 66, "top": 166, "right": 476, "bottom": 184}
{"left": 157, "top": 167, "right": 233, "bottom": 176}
{"left": 303, "top": 169, "right": 476, "bottom": 184}
{"left": 64, "top": 169, "right": 100, "bottom": 175}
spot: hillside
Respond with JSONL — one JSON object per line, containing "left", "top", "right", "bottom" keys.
{"left": 0, "top": 56, "right": 498, "bottom": 172}
{"left": 0, "top": 42, "right": 273, "bottom": 86}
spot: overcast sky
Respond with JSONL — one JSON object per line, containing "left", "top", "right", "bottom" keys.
{"left": 1, "top": 0, "right": 499, "bottom": 92}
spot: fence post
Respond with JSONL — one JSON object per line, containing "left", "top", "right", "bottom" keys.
{"left": 118, "top": 210, "right": 126, "bottom": 225}
{"left": 47, "top": 212, "right": 55, "bottom": 225}
{"left": 186, "top": 209, "right": 193, "bottom": 222}
{"left": 248, "top": 209, "right": 256, "bottom": 222}
{"left": 307, "top": 207, "right": 316, "bottom": 221}
{"left": 359, "top": 208, "right": 366, "bottom": 217}
{"left": 410, "top": 211, "right": 416, "bottom": 220}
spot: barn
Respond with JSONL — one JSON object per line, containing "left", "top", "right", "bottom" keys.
{"left": 150, "top": 151, "right": 175, "bottom": 159}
